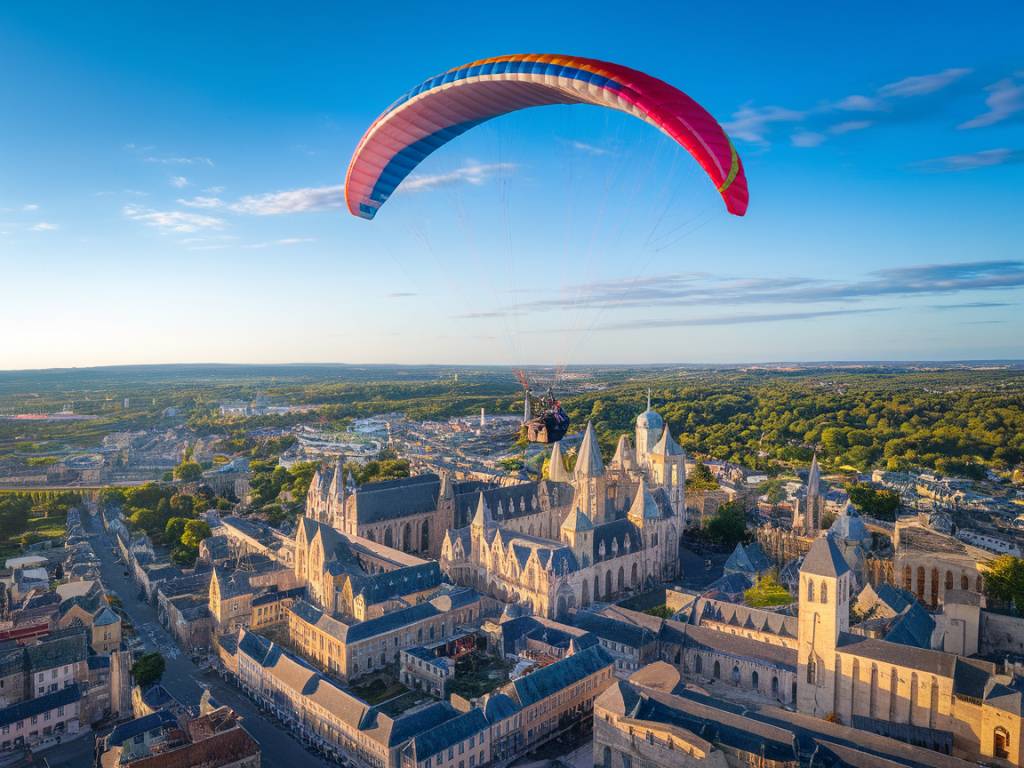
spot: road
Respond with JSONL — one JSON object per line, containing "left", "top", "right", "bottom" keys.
{"left": 85, "top": 512, "right": 332, "bottom": 767}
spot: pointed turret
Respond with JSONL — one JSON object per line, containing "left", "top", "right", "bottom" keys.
{"left": 807, "top": 453, "right": 821, "bottom": 495}
{"left": 346, "top": 469, "right": 357, "bottom": 492}
{"left": 548, "top": 442, "right": 570, "bottom": 483}
{"left": 627, "top": 479, "right": 661, "bottom": 523}
{"left": 560, "top": 507, "right": 594, "bottom": 533}
{"left": 329, "top": 457, "right": 345, "bottom": 501}
{"left": 575, "top": 422, "right": 604, "bottom": 479}
{"left": 652, "top": 424, "right": 685, "bottom": 457}
{"left": 611, "top": 435, "right": 636, "bottom": 471}
{"left": 471, "top": 491, "right": 493, "bottom": 530}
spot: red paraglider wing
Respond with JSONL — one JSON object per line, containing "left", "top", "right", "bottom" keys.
{"left": 345, "top": 54, "right": 747, "bottom": 220}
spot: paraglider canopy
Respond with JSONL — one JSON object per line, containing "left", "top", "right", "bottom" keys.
{"left": 345, "top": 53, "right": 748, "bottom": 221}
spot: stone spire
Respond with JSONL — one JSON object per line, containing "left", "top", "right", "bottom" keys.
{"left": 548, "top": 441, "right": 570, "bottom": 483}
{"left": 346, "top": 469, "right": 357, "bottom": 492}
{"left": 471, "top": 491, "right": 493, "bottom": 530}
{"left": 807, "top": 453, "right": 821, "bottom": 496}
{"left": 611, "top": 435, "right": 636, "bottom": 471}
{"left": 574, "top": 422, "right": 604, "bottom": 479}
{"left": 329, "top": 457, "right": 345, "bottom": 501}
{"left": 652, "top": 423, "right": 685, "bottom": 457}
{"left": 627, "top": 478, "right": 660, "bottom": 523}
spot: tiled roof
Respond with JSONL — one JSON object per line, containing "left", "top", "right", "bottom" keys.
{"left": 353, "top": 474, "right": 441, "bottom": 524}
{"left": 105, "top": 709, "right": 178, "bottom": 747}
{"left": 412, "top": 708, "right": 488, "bottom": 759}
{"left": 573, "top": 611, "right": 655, "bottom": 649}
{"left": 512, "top": 645, "right": 613, "bottom": 707}
{"left": 0, "top": 684, "right": 81, "bottom": 728}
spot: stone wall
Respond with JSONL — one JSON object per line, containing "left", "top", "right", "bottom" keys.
{"left": 981, "top": 611, "right": 1024, "bottom": 657}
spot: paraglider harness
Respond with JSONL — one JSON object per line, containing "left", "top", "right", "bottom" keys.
{"left": 525, "top": 390, "right": 570, "bottom": 444}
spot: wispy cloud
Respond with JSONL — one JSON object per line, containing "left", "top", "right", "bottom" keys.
{"left": 400, "top": 162, "right": 516, "bottom": 193}
{"left": 959, "top": 75, "right": 1024, "bottom": 129}
{"left": 452, "top": 310, "right": 525, "bottom": 319}
{"left": 242, "top": 237, "right": 314, "bottom": 249}
{"left": 876, "top": 68, "right": 972, "bottom": 99}
{"left": 204, "top": 186, "right": 225, "bottom": 194}
{"left": 31, "top": 222, "right": 58, "bottom": 231}
{"left": 145, "top": 155, "right": 214, "bottom": 166}
{"left": 387, "top": 292, "right": 417, "bottom": 298}
{"left": 930, "top": 301, "right": 1013, "bottom": 310}
{"left": 912, "top": 148, "right": 1024, "bottom": 172}
{"left": 494, "top": 260, "right": 1024, "bottom": 316}
{"left": 22, "top": 203, "right": 39, "bottom": 212}
{"left": 734, "top": 67, "right": 971, "bottom": 147}
{"left": 829, "top": 120, "right": 873, "bottom": 135}
{"left": 177, "top": 196, "right": 224, "bottom": 209}
{"left": 791, "top": 131, "right": 826, "bottom": 148}
{"left": 724, "top": 106, "right": 805, "bottom": 144}
{"left": 169, "top": 176, "right": 189, "bottom": 189}
{"left": 227, "top": 185, "right": 342, "bottom": 215}
{"left": 568, "top": 140, "right": 611, "bottom": 156}
{"left": 123, "top": 205, "right": 225, "bottom": 233}
{"left": 595, "top": 307, "right": 890, "bottom": 331}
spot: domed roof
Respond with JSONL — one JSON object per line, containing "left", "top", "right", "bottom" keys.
{"left": 636, "top": 390, "right": 663, "bottom": 430}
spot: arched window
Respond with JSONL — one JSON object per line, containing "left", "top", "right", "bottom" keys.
{"left": 752, "top": 670, "right": 759, "bottom": 690}
{"left": 694, "top": 655, "right": 702, "bottom": 674}
{"left": 994, "top": 727, "right": 1010, "bottom": 759}
{"left": 731, "top": 665, "right": 740, "bottom": 684}
{"left": 807, "top": 657, "right": 816, "bottom": 685}
{"left": 961, "top": 574, "right": 969, "bottom": 590}
{"left": 605, "top": 570, "right": 613, "bottom": 598}
{"left": 976, "top": 575, "right": 984, "bottom": 593}
{"left": 771, "top": 676, "right": 779, "bottom": 697}
{"left": 807, "top": 579, "right": 815, "bottom": 602}
{"left": 820, "top": 582, "right": 828, "bottom": 604}
{"left": 945, "top": 571, "right": 954, "bottom": 591}
{"left": 713, "top": 660, "right": 721, "bottom": 679}
{"left": 602, "top": 746, "right": 611, "bottom": 768}
{"left": 903, "top": 565, "right": 912, "bottom": 590}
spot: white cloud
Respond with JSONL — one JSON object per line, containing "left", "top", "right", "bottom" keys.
{"left": 22, "top": 203, "right": 39, "bottom": 212}
{"left": 228, "top": 185, "right": 342, "bottom": 215}
{"left": 877, "top": 67, "right": 971, "bottom": 98}
{"left": 204, "top": 186, "right": 225, "bottom": 194}
{"left": 145, "top": 155, "right": 214, "bottom": 166}
{"left": 400, "top": 162, "right": 516, "bottom": 193}
{"left": 959, "top": 76, "right": 1024, "bottom": 129}
{"left": 242, "top": 237, "right": 315, "bottom": 249}
{"left": 169, "top": 176, "right": 189, "bottom": 189}
{"left": 835, "top": 94, "right": 881, "bottom": 111}
{"left": 791, "top": 131, "right": 826, "bottom": 148}
{"left": 830, "top": 120, "right": 873, "bottom": 134}
{"left": 177, "top": 196, "right": 224, "bottom": 209}
{"left": 568, "top": 140, "right": 610, "bottom": 156}
{"left": 31, "top": 222, "right": 58, "bottom": 231}
{"left": 913, "top": 148, "right": 1024, "bottom": 172}
{"left": 122, "top": 204, "right": 225, "bottom": 233}
{"left": 723, "top": 106, "right": 805, "bottom": 143}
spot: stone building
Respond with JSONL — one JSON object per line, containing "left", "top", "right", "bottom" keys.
{"left": 893, "top": 518, "right": 991, "bottom": 609}
{"left": 440, "top": 407, "right": 686, "bottom": 619}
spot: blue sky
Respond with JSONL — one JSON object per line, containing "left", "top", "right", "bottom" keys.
{"left": 2, "top": 2, "right": 1022, "bottom": 369}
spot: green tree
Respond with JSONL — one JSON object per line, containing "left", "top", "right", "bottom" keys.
{"left": 181, "top": 519, "right": 212, "bottom": 550}
{"left": 847, "top": 483, "right": 900, "bottom": 520}
{"left": 131, "top": 652, "right": 166, "bottom": 687}
{"left": 984, "top": 556, "right": 1024, "bottom": 613}
{"left": 705, "top": 501, "right": 748, "bottom": 547}
{"left": 173, "top": 461, "right": 203, "bottom": 482}
{"left": 744, "top": 571, "right": 793, "bottom": 607}
{"left": 164, "top": 517, "right": 188, "bottom": 544}
{"left": 686, "top": 461, "right": 719, "bottom": 491}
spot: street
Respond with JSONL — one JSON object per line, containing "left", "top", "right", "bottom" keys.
{"left": 85, "top": 512, "right": 332, "bottom": 767}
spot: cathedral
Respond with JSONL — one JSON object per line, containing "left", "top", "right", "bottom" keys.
{"left": 441, "top": 399, "right": 688, "bottom": 619}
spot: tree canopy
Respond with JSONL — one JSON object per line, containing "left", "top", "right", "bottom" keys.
{"left": 131, "top": 652, "right": 166, "bottom": 687}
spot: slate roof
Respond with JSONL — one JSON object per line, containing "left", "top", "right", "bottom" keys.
{"left": 351, "top": 562, "right": 443, "bottom": 604}
{"left": 693, "top": 598, "right": 798, "bottom": 639}
{"left": 651, "top": 425, "right": 684, "bottom": 457}
{"left": 560, "top": 508, "right": 593, "bottom": 533}
{"left": 454, "top": 482, "right": 544, "bottom": 528}
{"left": 25, "top": 630, "right": 87, "bottom": 671}
{"left": 627, "top": 480, "right": 662, "bottom": 521}
{"left": 363, "top": 701, "right": 457, "bottom": 748}
{"left": 0, "top": 684, "right": 81, "bottom": 729}
{"left": 724, "top": 542, "right": 771, "bottom": 575}
{"left": 93, "top": 605, "right": 120, "bottom": 626}
{"left": 837, "top": 633, "right": 954, "bottom": 677}
{"left": 574, "top": 422, "right": 604, "bottom": 479}
{"left": 573, "top": 611, "right": 656, "bottom": 649}
{"left": 483, "top": 693, "right": 521, "bottom": 722}
{"left": 353, "top": 474, "right": 441, "bottom": 524}
{"left": 801, "top": 536, "right": 850, "bottom": 578}
{"left": 512, "top": 645, "right": 613, "bottom": 707}
{"left": 105, "top": 709, "right": 178, "bottom": 747}
{"left": 884, "top": 603, "right": 935, "bottom": 649}
{"left": 592, "top": 518, "right": 641, "bottom": 561}
{"left": 411, "top": 708, "right": 488, "bottom": 759}
{"left": 684, "top": 624, "right": 797, "bottom": 670}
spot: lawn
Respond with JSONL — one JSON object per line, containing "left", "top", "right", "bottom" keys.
{"left": 347, "top": 674, "right": 409, "bottom": 705}
{"left": 0, "top": 506, "right": 68, "bottom": 559}
{"left": 448, "top": 652, "right": 514, "bottom": 700}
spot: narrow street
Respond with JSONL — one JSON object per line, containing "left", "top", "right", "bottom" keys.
{"left": 85, "top": 512, "right": 332, "bottom": 767}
